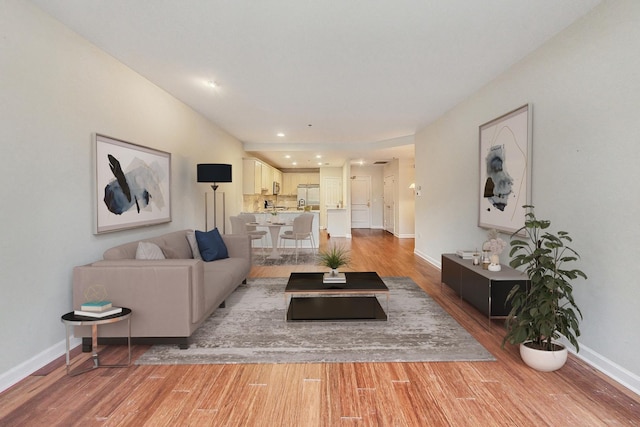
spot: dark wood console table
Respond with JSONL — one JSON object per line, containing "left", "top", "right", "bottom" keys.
{"left": 441, "top": 253, "right": 529, "bottom": 322}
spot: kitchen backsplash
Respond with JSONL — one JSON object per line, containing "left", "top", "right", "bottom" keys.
{"left": 243, "top": 194, "right": 298, "bottom": 212}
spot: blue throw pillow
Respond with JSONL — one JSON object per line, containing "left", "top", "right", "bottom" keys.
{"left": 195, "top": 228, "right": 228, "bottom": 262}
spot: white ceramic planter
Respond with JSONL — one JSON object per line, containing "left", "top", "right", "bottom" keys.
{"left": 520, "top": 342, "right": 568, "bottom": 372}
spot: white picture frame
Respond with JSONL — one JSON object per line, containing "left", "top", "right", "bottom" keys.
{"left": 478, "top": 104, "right": 532, "bottom": 235}
{"left": 95, "top": 134, "right": 171, "bottom": 234}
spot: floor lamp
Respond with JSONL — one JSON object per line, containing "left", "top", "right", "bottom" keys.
{"left": 197, "top": 163, "right": 232, "bottom": 232}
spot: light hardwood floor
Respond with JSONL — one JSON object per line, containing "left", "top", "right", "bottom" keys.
{"left": 1, "top": 230, "right": 639, "bottom": 426}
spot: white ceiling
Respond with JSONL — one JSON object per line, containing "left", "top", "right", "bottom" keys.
{"left": 31, "top": 0, "right": 600, "bottom": 169}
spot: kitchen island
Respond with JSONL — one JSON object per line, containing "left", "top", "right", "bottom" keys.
{"left": 326, "top": 208, "right": 348, "bottom": 237}
{"left": 241, "top": 211, "right": 319, "bottom": 249}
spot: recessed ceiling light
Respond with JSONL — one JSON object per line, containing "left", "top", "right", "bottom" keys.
{"left": 317, "top": 162, "right": 322, "bottom": 166}
{"left": 285, "top": 155, "right": 291, "bottom": 159}
{"left": 206, "top": 80, "right": 217, "bottom": 88}
{"left": 277, "top": 132, "right": 285, "bottom": 137}
{"left": 315, "top": 155, "right": 322, "bottom": 159}
{"left": 292, "top": 161, "right": 297, "bottom": 166}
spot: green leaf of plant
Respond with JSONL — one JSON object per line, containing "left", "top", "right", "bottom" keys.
{"left": 502, "top": 205, "right": 585, "bottom": 353}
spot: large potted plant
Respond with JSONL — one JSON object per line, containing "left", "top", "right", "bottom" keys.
{"left": 503, "top": 206, "right": 587, "bottom": 371}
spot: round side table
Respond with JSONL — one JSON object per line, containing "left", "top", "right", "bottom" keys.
{"left": 60, "top": 308, "right": 132, "bottom": 376}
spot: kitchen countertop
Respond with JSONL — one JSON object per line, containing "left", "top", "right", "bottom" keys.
{"left": 245, "top": 209, "right": 319, "bottom": 213}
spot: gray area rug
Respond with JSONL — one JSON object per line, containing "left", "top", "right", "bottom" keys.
{"left": 135, "top": 277, "right": 495, "bottom": 365}
{"left": 251, "top": 251, "right": 316, "bottom": 266}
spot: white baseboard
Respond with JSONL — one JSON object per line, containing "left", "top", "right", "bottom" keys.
{"left": 0, "top": 337, "right": 81, "bottom": 393}
{"left": 562, "top": 339, "right": 640, "bottom": 396}
{"left": 327, "top": 233, "right": 352, "bottom": 238}
{"left": 414, "top": 250, "right": 640, "bottom": 397}
{"left": 414, "top": 249, "right": 440, "bottom": 268}
{"left": 397, "top": 233, "right": 415, "bottom": 239}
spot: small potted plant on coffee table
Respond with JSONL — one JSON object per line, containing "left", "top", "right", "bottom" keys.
{"left": 318, "top": 244, "right": 350, "bottom": 277}
{"left": 503, "top": 205, "right": 587, "bottom": 372}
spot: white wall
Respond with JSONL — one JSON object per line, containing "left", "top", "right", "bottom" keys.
{"left": 0, "top": 0, "right": 245, "bottom": 390}
{"left": 414, "top": 0, "right": 640, "bottom": 393}
{"left": 397, "top": 158, "right": 415, "bottom": 238}
{"left": 381, "top": 159, "right": 415, "bottom": 237}
{"left": 319, "top": 166, "right": 343, "bottom": 229}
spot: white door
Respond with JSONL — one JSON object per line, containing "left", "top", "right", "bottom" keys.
{"left": 323, "top": 177, "right": 342, "bottom": 207}
{"left": 351, "top": 176, "right": 371, "bottom": 228}
{"left": 383, "top": 175, "right": 395, "bottom": 234}
{"left": 323, "top": 177, "right": 343, "bottom": 229}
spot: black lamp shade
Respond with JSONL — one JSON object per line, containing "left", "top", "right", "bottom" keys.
{"left": 197, "top": 163, "right": 232, "bottom": 183}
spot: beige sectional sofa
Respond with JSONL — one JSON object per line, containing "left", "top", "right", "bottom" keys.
{"left": 72, "top": 229, "right": 251, "bottom": 349}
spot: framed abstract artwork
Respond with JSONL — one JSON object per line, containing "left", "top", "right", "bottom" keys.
{"left": 478, "top": 104, "right": 532, "bottom": 235}
{"left": 95, "top": 134, "right": 171, "bottom": 234}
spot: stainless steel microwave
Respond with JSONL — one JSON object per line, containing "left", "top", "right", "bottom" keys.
{"left": 272, "top": 181, "right": 280, "bottom": 195}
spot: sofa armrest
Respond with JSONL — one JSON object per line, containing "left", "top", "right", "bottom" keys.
{"left": 73, "top": 259, "right": 206, "bottom": 329}
{"left": 221, "top": 234, "right": 251, "bottom": 260}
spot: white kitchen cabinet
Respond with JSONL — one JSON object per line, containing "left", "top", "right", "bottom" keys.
{"left": 311, "top": 174, "right": 319, "bottom": 184}
{"left": 243, "top": 158, "right": 283, "bottom": 194}
{"left": 327, "top": 208, "right": 348, "bottom": 237}
{"left": 273, "top": 169, "right": 282, "bottom": 187}
{"left": 261, "top": 164, "right": 272, "bottom": 194}
{"left": 282, "top": 172, "right": 319, "bottom": 194}
{"left": 303, "top": 173, "right": 320, "bottom": 185}
{"left": 243, "top": 159, "right": 262, "bottom": 194}
{"left": 281, "top": 173, "right": 296, "bottom": 195}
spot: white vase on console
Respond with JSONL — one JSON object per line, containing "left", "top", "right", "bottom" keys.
{"left": 488, "top": 254, "right": 501, "bottom": 271}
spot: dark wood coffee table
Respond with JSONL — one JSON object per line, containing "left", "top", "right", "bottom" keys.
{"left": 285, "top": 272, "right": 389, "bottom": 321}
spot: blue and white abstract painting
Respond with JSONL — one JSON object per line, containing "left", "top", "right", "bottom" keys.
{"left": 478, "top": 105, "right": 531, "bottom": 235}
{"left": 95, "top": 134, "right": 171, "bottom": 233}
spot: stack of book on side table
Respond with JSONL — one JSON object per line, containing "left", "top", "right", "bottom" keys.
{"left": 323, "top": 272, "right": 346, "bottom": 284}
{"left": 74, "top": 300, "right": 122, "bottom": 318}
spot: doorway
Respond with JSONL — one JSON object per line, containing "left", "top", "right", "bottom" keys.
{"left": 350, "top": 176, "right": 371, "bottom": 228}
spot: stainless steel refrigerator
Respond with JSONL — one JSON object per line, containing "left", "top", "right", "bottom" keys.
{"left": 297, "top": 184, "right": 320, "bottom": 208}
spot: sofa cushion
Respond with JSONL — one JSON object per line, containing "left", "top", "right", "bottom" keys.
{"left": 195, "top": 228, "right": 228, "bottom": 262}
{"left": 186, "top": 230, "right": 202, "bottom": 260}
{"left": 203, "top": 257, "right": 249, "bottom": 290}
{"left": 135, "top": 242, "right": 166, "bottom": 260}
{"left": 149, "top": 230, "right": 194, "bottom": 259}
{"left": 104, "top": 230, "right": 194, "bottom": 260}
{"left": 160, "top": 245, "right": 181, "bottom": 259}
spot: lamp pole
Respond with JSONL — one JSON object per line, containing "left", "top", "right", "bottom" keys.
{"left": 197, "top": 163, "right": 231, "bottom": 233}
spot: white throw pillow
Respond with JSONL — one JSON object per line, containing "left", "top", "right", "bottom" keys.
{"left": 135, "top": 241, "right": 166, "bottom": 260}
{"left": 186, "top": 230, "right": 202, "bottom": 260}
